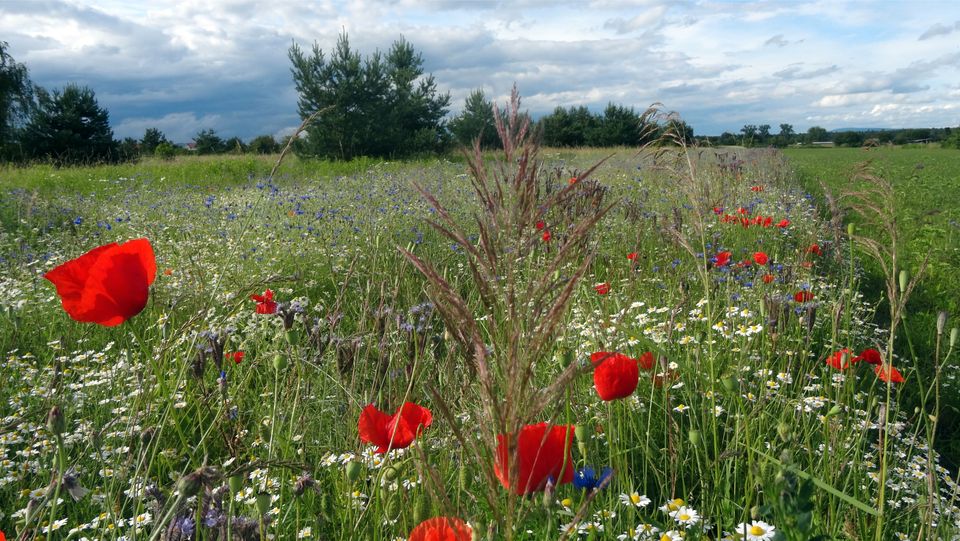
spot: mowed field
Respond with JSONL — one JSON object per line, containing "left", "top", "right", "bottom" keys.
{"left": 1, "top": 144, "right": 959, "bottom": 540}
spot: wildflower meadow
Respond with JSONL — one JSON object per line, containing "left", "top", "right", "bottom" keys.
{"left": 1, "top": 101, "right": 958, "bottom": 541}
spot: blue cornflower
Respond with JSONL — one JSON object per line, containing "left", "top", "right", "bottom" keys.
{"left": 572, "top": 466, "right": 613, "bottom": 491}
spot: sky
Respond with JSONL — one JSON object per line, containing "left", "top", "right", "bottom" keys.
{"left": 3, "top": 0, "right": 959, "bottom": 142}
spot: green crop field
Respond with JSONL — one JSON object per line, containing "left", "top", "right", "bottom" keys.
{"left": 1, "top": 140, "right": 959, "bottom": 540}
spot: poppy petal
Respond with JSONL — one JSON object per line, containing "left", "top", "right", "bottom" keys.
{"left": 408, "top": 517, "right": 472, "bottom": 541}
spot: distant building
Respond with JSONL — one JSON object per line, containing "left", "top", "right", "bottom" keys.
{"left": 810, "top": 141, "right": 835, "bottom": 147}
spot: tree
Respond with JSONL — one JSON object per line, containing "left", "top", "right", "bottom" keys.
{"left": 21, "top": 84, "right": 116, "bottom": 165}
{"left": 775, "top": 123, "right": 795, "bottom": 147}
{"left": 593, "top": 103, "right": 642, "bottom": 147}
{"left": 1, "top": 41, "right": 36, "bottom": 160}
{"left": 194, "top": 129, "right": 225, "bottom": 154}
{"left": 289, "top": 32, "right": 450, "bottom": 159}
{"left": 140, "top": 128, "right": 169, "bottom": 155}
{"left": 224, "top": 136, "right": 246, "bottom": 154}
{"left": 757, "top": 124, "right": 771, "bottom": 145}
{"left": 805, "top": 126, "right": 829, "bottom": 144}
{"left": 248, "top": 134, "right": 280, "bottom": 154}
{"left": 448, "top": 89, "right": 500, "bottom": 149}
{"left": 740, "top": 124, "right": 758, "bottom": 146}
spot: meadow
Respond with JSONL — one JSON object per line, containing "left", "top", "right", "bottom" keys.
{"left": 1, "top": 124, "right": 959, "bottom": 541}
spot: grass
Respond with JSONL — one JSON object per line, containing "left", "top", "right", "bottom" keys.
{"left": 785, "top": 145, "right": 960, "bottom": 468}
{"left": 0, "top": 139, "right": 958, "bottom": 540}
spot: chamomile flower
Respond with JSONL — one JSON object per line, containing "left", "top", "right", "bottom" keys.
{"left": 734, "top": 520, "right": 777, "bottom": 541}
{"left": 671, "top": 506, "right": 700, "bottom": 527}
{"left": 620, "top": 492, "right": 652, "bottom": 508}
{"left": 659, "top": 498, "right": 685, "bottom": 513}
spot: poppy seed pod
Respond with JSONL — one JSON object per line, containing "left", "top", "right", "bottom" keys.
{"left": 937, "top": 311, "right": 947, "bottom": 335}
{"left": 255, "top": 492, "right": 271, "bottom": 515}
{"left": 345, "top": 461, "right": 362, "bottom": 482}
{"left": 272, "top": 353, "right": 287, "bottom": 371}
{"left": 688, "top": 429, "right": 701, "bottom": 446}
{"left": 229, "top": 474, "right": 244, "bottom": 494}
{"left": 951, "top": 327, "right": 958, "bottom": 348}
{"left": 847, "top": 222, "right": 855, "bottom": 236}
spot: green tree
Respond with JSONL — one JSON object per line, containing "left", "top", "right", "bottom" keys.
{"left": 289, "top": 32, "right": 450, "bottom": 159}
{"left": 593, "top": 103, "right": 642, "bottom": 147}
{"left": 21, "top": 84, "right": 116, "bottom": 165}
{"left": 449, "top": 88, "right": 500, "bottom": 149}
{"left": 805, "top": 126, "right": 829, "bottom": 144}
{"left": 757, "top": 124, "right": 771, "bottom": 145}
{"left": 740, "top": 124, "right": 758, "bottom": 146}
{"left": 248, "top": 134, "right": 280, "bottom": 154}
{"left": 224, "top": 136, "right": 246, "bottom": 154}
{"left": 775, "top": 123, "right": 795, "bottom": 147}
{"left": 194, "top": 129, "right": 225, "bottom": 154}
{"left": 1, "top": 41, "right": 36, "bottom": 161}
{"left": 140, "top": 127, "right": 169, "bottom": 155}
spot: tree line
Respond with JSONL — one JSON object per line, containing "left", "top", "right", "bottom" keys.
{"left": 4, "top": 36, "right": 960, "bottom": 167}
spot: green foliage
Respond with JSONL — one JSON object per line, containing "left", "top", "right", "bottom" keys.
{"left": 154, "top": 141, "right": 178, "bottom": 159}
{"left": 194, "top": 128, "right": 226, "bottom": 155}
{"left": 940, "top": 130, "right": 960, "bottom": 149}
{"left": 20, "top": 84, "right": 117, "bottom": 165}
{"left": 448, "top": 88, "right": 501, "bottom": 149}
{"left": 289, "top": 32, "right": 450, "bottom": 160}
{"left": 537, "top": 103, "right": 655, "bottom": 147}
{"left": 0, "top": 41, "right": 35, "bottom": 161}
{"left": 248, "top": 134, "right": 280, "bottom": 154}
{"left": 140, "top": 127, "right": 169, "bottom": 155}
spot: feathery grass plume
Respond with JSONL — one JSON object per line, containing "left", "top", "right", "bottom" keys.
{"left": 400, "top": 86, "right": 614, "bottom": 536}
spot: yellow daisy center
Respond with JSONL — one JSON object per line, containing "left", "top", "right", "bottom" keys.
{"left": 631, "top": 493, "right": 641, "bottom": 504}
{"left": 679, "top": 513, "right": 691, "bottom": 521}
{"left": 750, "top": 525, "right": 766, "bottom": 535}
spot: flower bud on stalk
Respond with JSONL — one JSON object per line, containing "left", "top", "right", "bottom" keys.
{"left": 272, "top": 353, "right": 287, "bottom": 371}
{"left": 47, "top": 405, "right": 66, "bottom": 436}
{"left": 847, "top": 222, "right": 855, "bottom": 237}
{"left": 937, "top": 311, "right": 948, "bottom": 335}
{"left": 345, "top": 461, "right": 362, "bottom": 482}
{"left": 899, "top": 269, "right": 909, "bottom": 293}
{"left": 951, "top": 327, "right": 958, "bottom": 348}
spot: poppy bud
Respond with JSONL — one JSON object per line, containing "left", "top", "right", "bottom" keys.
{"left": 574, "top": 425, "right": 588, "bottom": 443}
{"left": 951, "top": 327, "right": 958, "bottom": 348}
{"left": 255, "top": 492, "right": 271, "bottom": 515}
{"left": 272, "top": 353, "right": 287, "bottom": 371}
{"left": 847, "top": 223, "right": 855, "bottom": 237}
{"left": 688, "top": 429, "right": 701, "bottom": 446}
{"left": 459, "top": 461, "right": 468, "bottom": 492}
{"left": 285, "top": 329, "right": 299, "bottom": 345}
{"left": 229, "top": 474, "right": 244, "bottom": 494}
{"left": 899, "top": 269, "right": 909, "bottom": 293}
{"left": 47, "top": 405, "right": 66, "bottom": 436}
{"left": 345, "top": 461, "right": 362, "bottom": 482}
{"left": 750, "top": 505, "right": 761, "bottom": 520}
{"left": 937, "top": 311, "right": 947, "bottom": 335}
{"left": 178, "top": 472, "right": 202, "bottom": 498}
{"left": 383, "top": 466, "right": 398, "bottom": 482}
{"left": 721, "top": 376, "right": 736, "bottom": 392}
{"left": 827, "top": 405, "right": 842, "bottom": 417}
{"left": 542, "top": 477, "right": 556, "bottom": 509}
{"left": 777, "top": 421, "right": 792, "bottom": 442}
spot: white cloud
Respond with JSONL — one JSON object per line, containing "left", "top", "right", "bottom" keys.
{"left": 2, "top": 0, "right": 960, "bottom": 138}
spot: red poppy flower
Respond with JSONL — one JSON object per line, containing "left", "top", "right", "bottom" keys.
{"left": 638, "top": 351, "right": 655, "bottom": 370}
{"left": 594, "top": 283, "right": 610, "bottom": 295}
{"left": 826, "top": 348, "right": 852, "bottom": 370}
{"left": 542, "top": 231, "right": 552, "bottom": 242}
{"left": 590, "top": 352, "right": 639, "bottom": 400}
{"left": 762, "top": 216, "right": 773, "bottom": 227}
{"left": 226, "top": 351, "right": 245, "bottom": 364}
{"left": 494, "top": 422, "right": 574, "bottom": 494}
{"left": 358, "top": 402, "right": 433, "bottom": 454}
{"left": 408, "top": 517, "right": 472, "bottom": 541}
{"left": 852, "top": 348, "right": 882, "bottom": 365}
{"left": 163, "top": 268, "right": 173, "bottom": 276}
{"left": 807, "top": 244, "right": 823, "bottom": 256}
{"left": 713, "top": 206, "right": 724, "bottom": 215}
{"left": 875, "top": 363, "right": 904, "bottom": 383}
{"left": 737, "top": 207, "right": 748, "bottom": 215}
{"left": 751, "top": 185, "right": 764, "bottom": 192}
{"left": 777, "top": 219, "right": 790, "bottom": 228}
{"left": 627, "top": 252, "right": 639, "bottom": 261}
{"left": 535, "top": 220, "right": 546, "bottom": 231}
{"left": 44, "top": 238, "right": 157, "bottom": 327}
{"left": 753, "top": 252, "right": 769, "bottom": 265}
{"left": 568, "top": 177, "right": 578, "bottom": 185}
{"left": 715, "top": 251, "right": 732, "bottom": 267}
{"left": 761, "top": 274, "right": 775, "bottom": 284}
{"left": 251, "top": 289, "right": 277, "bottom": 314}
{"left": 794, "top": 291, "right": 814, "bottom": 303}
